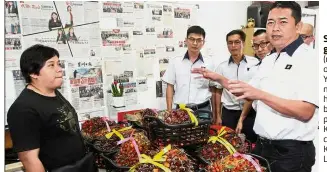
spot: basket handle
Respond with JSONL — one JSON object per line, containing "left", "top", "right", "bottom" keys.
{"left": 247, "top": 153, "right": 272, "bottom": 172}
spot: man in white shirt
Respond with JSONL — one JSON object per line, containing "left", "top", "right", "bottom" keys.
{"left": 299, "top": 23, "right": 315, "bottom": 46}
{"left": 162, "top": 25, "right": 216, "bottom": 118}
{"left": 192, "top": 2, "right": 317, "bottom": 172}
{"left": 235, "top": 29, "right": 272, "bottom": 137}
{"left": 252, "top": 29, "right": 273, "bottom": 60}
{"left": 214, "top": 29, "right": 259, "bottom": 142}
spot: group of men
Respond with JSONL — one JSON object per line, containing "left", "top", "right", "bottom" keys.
{"left": 162, "top": 1, "right": 317, "bottom": 172}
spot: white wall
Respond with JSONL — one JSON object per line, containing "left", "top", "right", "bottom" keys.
{"left": 121, "top": 1, "right": 252, "bottom": 113}
{"left": 197, "top": 1, "right": 251, "bottom": 65}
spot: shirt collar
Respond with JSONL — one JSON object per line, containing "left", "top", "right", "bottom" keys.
{"left": 271, "top": 36, "right": 303, "bottom": 57}
{"left": 183, "top": 51, "right": 204, "bottom": 63}
{"left": 228, "top": 55, "right": 247, "bottom": 64}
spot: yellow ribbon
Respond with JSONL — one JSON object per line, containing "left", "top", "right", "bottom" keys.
{"left": 207, "top": 126, "right": 237, "bottom": 154}
{"left": 129, "top": 145, "right": 172, "bottom": 172}
{"left": 105, "top": 126, "right": 132, "bottom": 140}
{"left": 178, "top": 104, "right": 198, "bottom": 126}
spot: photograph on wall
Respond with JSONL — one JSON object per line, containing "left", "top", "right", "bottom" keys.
{"left": 157, "top": 28, "right": 173, "bottom": 38}
{"left": 102, "top": 1, "right": 133, "bottom": 18}
{"left": 5, "top": 38, "right": 22, "bottom": 51}
{"left": 156, "top": 80, "right": 163, "bottom": 97}
{"left": 19, "top": 1, "right": 60, "bottom": 34}
{"left": 174, "top": 7, "right": 191, "bottom": 19}
{"left": 22, "top": 30, "right": 73, "bottom": 57}
{"left": 54, "top": 1, "right": 100, "bottom": 28}
{"left": 122, "top": 82, "right": 137, "bottom": 106}
{"left": 5, "top": 1, "right": 21, "bottom": 36}
{"left": 77, "top": 108, "right": 106, "bottom": 121}
{"left": 134, "top": 2, "right": 144, "bottom": 9}
{"left": 68, "top": 60, "right": 103, "bottom": 87}
{"left": 136, "top": 77, "right": 148, "bottom": 92}
{"left": 101, "top": 29, "right": 129, "bottom": 46}
{"left": 159, "top": 57, "right": 169, "bottom": 78}
{"left": 143, "top": 47, "right": 156, "bottom": 58}
{"left": 12, "top": 70, "right": 26, "bottom": 97}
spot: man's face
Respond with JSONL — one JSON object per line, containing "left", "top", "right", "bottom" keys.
{"left": 252, "top": 33, "right": 272, "bottom": 59}
{"left": 185, "top": 33, "right": 204, "bottom": 54}
{"left": 300, "top": 24, "right": 314, "bottom": 45}
{"left": 266, "top": 8, "right": 301, "bottom": 51}
{"left": 31, "top": 56, "right": 63, "bottom": 89}
{"left": 227, "top": 34, "right": 243, "bottom": 56}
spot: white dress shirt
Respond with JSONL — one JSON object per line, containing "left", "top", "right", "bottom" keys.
{"left": 249, "top": 37, "right": 318, "bottom": 141}
{"left": 162, "top": 51, "right": 217, "bottom": 105}
{"left": 215, "top": 55, "right": 259, "bottom": 110}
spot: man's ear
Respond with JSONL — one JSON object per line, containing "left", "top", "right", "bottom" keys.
{"left": 295, "top": 21, "right": 303, "bottom": 34}
{"left": 30, "top": 73, "right": 38, "bottom": 80}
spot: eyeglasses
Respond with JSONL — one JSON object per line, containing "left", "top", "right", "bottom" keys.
{"left": 300, "top": 34, "right": 313, "bottom": 40}
{"left": 187, "top": 37, "right": 204, "bottom": 44}
{"left": 227, "top": 40, "right": 242, "bottom": 46}
{"left": 252, "top": 42, "right": 270, "bottom": 50}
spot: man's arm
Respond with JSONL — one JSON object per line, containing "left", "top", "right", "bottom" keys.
{"left": 236, "top": 100, "right": 253, "bottom": 133}
{"left": 215, "top": 89, "right": 223, "bottom": 125}
{"left": 166, "top": 83, "right": 174, "bottom": 111}
{"left": 228, "top": 80, "right": 316, "bottom": 122}
{"left": 260, "top": 92, "right": 316, "bottom": 121}
{"left": 18, "top": 149, "right": 45, "bottom": 172}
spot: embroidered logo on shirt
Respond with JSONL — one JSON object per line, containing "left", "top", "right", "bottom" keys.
{"left": 285, "top": 64, "right": 292, "bottom": 70}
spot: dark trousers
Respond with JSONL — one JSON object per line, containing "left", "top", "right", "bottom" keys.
{"left": 222, "top": 106, "right": 257, "bottom": 143}
{"left": 253, "top": 137, "right": 315, "bottom": 172}
{"left": 176, "top": 101, "right": 212, "bottom": 119}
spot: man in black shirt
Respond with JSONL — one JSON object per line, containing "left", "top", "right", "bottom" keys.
{"left": 7, "top": 44, "right": 94, "bottom": 171}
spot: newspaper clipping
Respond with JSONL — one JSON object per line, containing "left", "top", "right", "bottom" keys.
{"left": 5, "top": 1, "right": 21, "bottom": 35}
{"left": 22, "top": 30, "right": 73, "bottom": 57}
{"left": 159, "top": 58, "right": 169, "bottom": 78}
{"left": 68, "top": 60, "right": 103, "bottom": 87}
{"left": 68, "top": 59, "right": 104, "bottom": 111}
{"left": 174, "top": 7, "right": 191, "bottom": 19}
{"left": 101, "top": 29, "right": 130, "bottom": 57}
{"left": 19, "top": 1, "right": 59, "bottom": 34}
{"left": 78, "top": 108, "right": 106, "bottom": 121}
{"left": 12, "top": 70, "right": 26, "bottom": 97}
{"left": 122, "top": 82, "right": 138, "bottom": 106}
{"left": 136, "top": 77, "right": 148, "bottom": 92}
{"left": 102, "top": 1, "right": 133, "bottom": 18}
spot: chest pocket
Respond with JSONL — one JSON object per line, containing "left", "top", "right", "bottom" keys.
{"left": 175, "top": 67, "right": 190, "bottom": 89}
{"left": 196, "top": 77, "right": 209, "bottom": 88}
{"left": 264, "top": 65, "right": 297, "bottom": 99}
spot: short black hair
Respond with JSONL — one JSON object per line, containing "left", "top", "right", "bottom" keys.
{"left": 187, "top": 25, "right": 206, "bottom": 39}
{"left": 20, "top": 44, "right": 60, "bottom": 83}
{"left": 270, "top": 1, "right": 301, "bottom": 24}
{"left": 253, "top": 29, "right": 266, "bottom": 37}
{"left": 226, "top": 30, "right": 246, "bottom": 42}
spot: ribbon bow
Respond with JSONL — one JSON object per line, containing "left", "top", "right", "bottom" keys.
{"left": 233, "top": 152, "right": 262, "bottom": 172}
{"left": 207, "top": 126, "right": 237, "bottom": 154}
{"left": 178, "top": 104, "right": 198, "bottom": 126}
{"left": 129, "top": 145, "right": 172, "bottom": 172}
{"left": 105, "top": 126, "right": 132, "bottom": 140}
{"left": 101, "top": 117, "right": 111, "bottom": 132}
{"left": 117, "top": 136, "right": 141, "bottom": 161}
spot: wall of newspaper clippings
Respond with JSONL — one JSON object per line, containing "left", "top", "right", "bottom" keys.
{"left": 5, "top": 1, "right": 199, "bottom": 122}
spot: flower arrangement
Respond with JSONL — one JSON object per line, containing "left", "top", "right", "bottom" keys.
{"left": 111, "top": 81, "right": 124, "bottom": 97}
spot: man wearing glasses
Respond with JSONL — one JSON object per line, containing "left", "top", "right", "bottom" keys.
{"left": 192, "top": 2, "right": 317, "bottom": 171}
{"left": 213, "top": 30, "right": 259, "bottom": 142}
{"left": 162, "top": 25, "right": 217, "bottom": 117}
{"left": 300, "top": 23, "right": 315, "bottom": 46}
{"left": 252, "top": 29, "right": 273, "bottom": 60}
